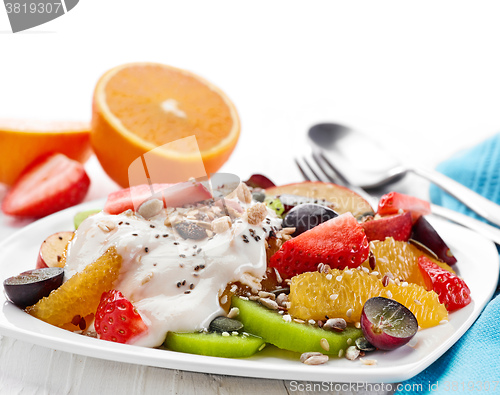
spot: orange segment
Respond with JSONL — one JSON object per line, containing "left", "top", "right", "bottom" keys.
{"left": 364, "top": 237, "right": 456, "bottom": 288}
{"left": 289, "top": 268, "right": 448, "bottom": 329}
{"left": 0, "top": 120, "right": 91, "bottom": 186}
{"left": 27, "top": 247, "right": 122, "bottom": 327}
{"left": 91, "top": 63, "right": 240, "bottom": 187}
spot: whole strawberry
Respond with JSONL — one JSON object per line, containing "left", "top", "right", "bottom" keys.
{"left": 418, "top": 256, "right": 471, "bottom": 312}
{"left": 270, "top": 212, "right": 369, "bottom": 279}
{"left": 95, "top": 290, "right": 148, "bottom": 344}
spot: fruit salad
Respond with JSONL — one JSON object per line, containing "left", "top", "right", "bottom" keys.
{"left": 3, "top": 176, "right": 472, "bottom": 364}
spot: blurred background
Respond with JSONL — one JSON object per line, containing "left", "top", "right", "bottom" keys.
{"left": 1, "top": 0, "right": 500, "bottom": 191}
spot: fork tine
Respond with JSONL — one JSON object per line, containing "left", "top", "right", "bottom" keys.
{"left": 314, "top": 151, "right": 377, "bottom": 205}
{"left": 310, "top": 152, "right": 341, "bottom": 184}
{"left": 314, "top": 151, "right": 351, "bottom": 186}
{"left": 294, "top": 157, "right": 313, "bottom": 181}
{"left": 301, "top": 156, "right": 328, "bottom": 182}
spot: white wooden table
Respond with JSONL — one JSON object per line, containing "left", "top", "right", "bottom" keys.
{"left": 1, "top": 1, "right": 500, "bottom": 393}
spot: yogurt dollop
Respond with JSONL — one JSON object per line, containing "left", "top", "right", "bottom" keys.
{"left": 64, "top": 200, "right": 281, "bottom": 347}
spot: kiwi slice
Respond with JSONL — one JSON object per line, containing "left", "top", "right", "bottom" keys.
{"left": 163, "top": 331, "right": 266, "bottom": 358}
{"left": 74, "top": 209, "right": 101, "bottom": 229}
{"left": 232, "top": 296, "right": 363, "bottom": 356}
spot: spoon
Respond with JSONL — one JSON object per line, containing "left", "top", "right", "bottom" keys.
{"left": 308, "top": 123, "right": 500, "bottom": 228}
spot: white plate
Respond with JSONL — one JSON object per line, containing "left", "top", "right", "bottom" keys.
{"left": 0, "top": 200, "right": 498, "bottom": 383}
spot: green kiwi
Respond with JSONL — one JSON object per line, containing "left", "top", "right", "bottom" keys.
{"left": 162, "top": 331, "right": 266, "bottom": 358}
{"left": 232, "top": 296, "right": 362, "bottom": 356}
{"left": 73, "top": 209, "right": 101, "bottom": 229}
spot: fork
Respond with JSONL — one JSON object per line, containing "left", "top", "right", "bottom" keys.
{"left": 295, "top": 150, "right": 500, "bottom": 245}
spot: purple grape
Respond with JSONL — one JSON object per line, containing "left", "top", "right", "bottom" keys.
{"left": 278, "top": 194, "right": 335, "bottom": 214}
{"left": 411, "top": 216, "right": 457, "bottom": 265}
{"left": 282, "top": 203, "right": 338, "bottom": 236}
{"left": 360, "top": 297, "right": 418, "bottom": 351}
{"left": 3, "top": 267, "right": 64, "bottom": 309}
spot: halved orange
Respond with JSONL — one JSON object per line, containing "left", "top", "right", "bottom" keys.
{"left": 0, "top": 120, "right": 91, "bottom": 186}
{"left": 91, "top": 63, "right": 240, "bottom": 187}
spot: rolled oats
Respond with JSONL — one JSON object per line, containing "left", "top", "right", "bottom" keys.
{"left": 236, "top": 183, "right": 252, "bottom": 204}
{"left": 246, "top": 203, "right": 268, "bottom": 225}
{"left": 137, "top": 198, "right": 164, "bottom": 219}
{"left": 211, "top": 216, "right": 232, "bottom": 234}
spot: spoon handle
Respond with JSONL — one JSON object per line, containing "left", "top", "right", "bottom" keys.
{"left": 348, "top": 171, "right": 500, "bottom": 245}
{"left": 411, "top": 166, "right": 500, "bottom": 228}
{"left": 430, "top": 204, "right": 500, "bottom": 245}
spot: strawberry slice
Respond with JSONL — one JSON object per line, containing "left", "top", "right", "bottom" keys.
{"left": 361, "top": 211, "right": 412, "bottom": 242}
{"left": 94, "top": 289, "right": 148, "bottom": 344}
{"left": 269, "top": 212, "right": 369, "bottom": 279}
{"left": 417, "top": 256, "right": 471, "bottom": 312}
{"left": 104, "top": 181, "right": 212, "bottom": 214}
{"left": 377, "top": 191, "right": 431, "bottom": 223}
{"left": 1, "top": 153, "right": 90, "bottom": 218}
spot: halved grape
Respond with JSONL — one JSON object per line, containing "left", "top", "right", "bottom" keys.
{"left": 4, "top": 267, "right": 64, "bottom": 309}
{"left": 282, "top": 203, "right": 338, "bottom": 236}
{"left": 411, "top": 216, "right": 457, "bottom": 265}
{"left": 360, "top": 297, "right": 418, "bottom": 351}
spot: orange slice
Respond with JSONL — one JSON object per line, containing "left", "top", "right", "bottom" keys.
{"left": 0, "top": 120, "right": 91, "bottom": 186}
{"left": 289, "top": 268, "right": 448, "bottom": 329}
{"left": 27, "top": 247, "right": 122, "bottom": 327}
{"left": 91, "top": 62, "right": 240, "bottom": 187}
{"left": 363, "top": 237, "right": 456, "bottom": 288}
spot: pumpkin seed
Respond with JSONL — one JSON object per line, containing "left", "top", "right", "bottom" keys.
{"left": 209, "top": 316, "right": 244, "bottom": 333}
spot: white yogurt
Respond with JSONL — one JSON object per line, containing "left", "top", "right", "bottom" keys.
{"left": 64, "top": 201, "right": 281, "bottom": 347}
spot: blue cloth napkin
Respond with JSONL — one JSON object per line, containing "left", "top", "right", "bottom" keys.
{"left": 398, "top": 134, "right": 500, "bottom": 394}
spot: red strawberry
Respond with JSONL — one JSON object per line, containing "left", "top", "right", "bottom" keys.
{"left": 377, "top": 192, "right": 431, "bottom": 223}
{"left": 1, "top": 153, "right": 90, "bottom": 218}
{"left": 361, "top": 211, "right": 412, "bottom": 242}
{"left": 270, "top": 212, "right": 369, "bottom": 279}
{"left": 417, "top": 256, "right": 471, "bottom": 312}
{"left": 104, "top": 181, "right": 212, "bottom": 214}
{"left": 95, "top": 289, "right": 148, "bottom": 344}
